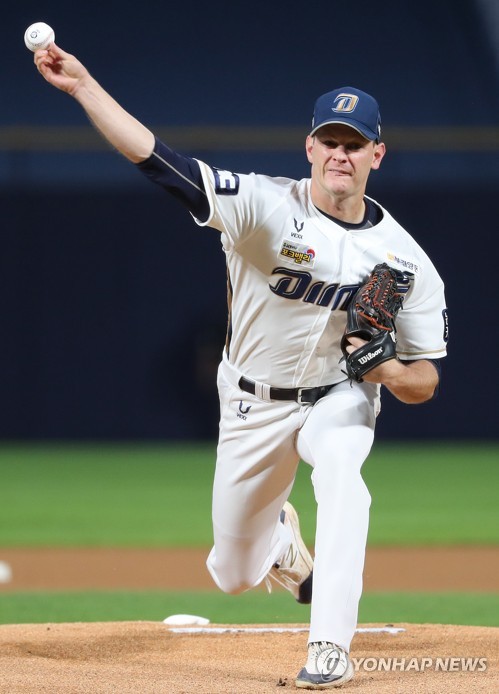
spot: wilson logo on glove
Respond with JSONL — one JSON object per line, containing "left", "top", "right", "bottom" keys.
{"left": 358, "top": 346, "right": 384, "bottom": 365}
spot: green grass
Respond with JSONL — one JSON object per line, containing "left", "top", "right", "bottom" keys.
{"left": 0, "top": 441, "right": 497, "bottom": 546}
{"left": 362, "top": 442, "right": 499, "bottom": 545}
{"left": 0, "top": 442, "right": 496, "bottom": 629}
{"left": 0, "top": 590, "right": 496, "bottom": 627}
{"left": 359, "top": 592, "right": 499, "bottom": 627}
{"left": 0, "top": 443, "right": 216, "bottom": 546}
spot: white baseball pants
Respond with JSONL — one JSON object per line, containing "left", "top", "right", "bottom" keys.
{"left": 206, "top": 356, "right": 380, "bottom": 652}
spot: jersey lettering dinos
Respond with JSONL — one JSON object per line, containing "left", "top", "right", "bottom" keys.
{"left": 195, "top": 161, "right": 448, "bottom": 388}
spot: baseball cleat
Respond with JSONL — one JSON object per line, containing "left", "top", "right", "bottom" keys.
{"left": 295, "top": 641, "right": 354, "bottom": 689}
{"left": 267, "top": 501, "right": 313, "bottom": 604}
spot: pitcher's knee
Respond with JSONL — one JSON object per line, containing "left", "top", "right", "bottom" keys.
{"left": 206, "top": 553, "right": 259, "bottom": 594}
{"left": 216, "top": 576, "right": 253, "bottom": 595}
{"left": 208, "top": 564, "right": 256, "bottom": 594}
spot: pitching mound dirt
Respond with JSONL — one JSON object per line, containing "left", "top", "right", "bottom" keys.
{"left": 0, "top": 621, "right": 496, "bottom": 693}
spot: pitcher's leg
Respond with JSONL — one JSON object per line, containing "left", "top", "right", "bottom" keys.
{"left": 297, "top": 381, "right": 378, "bottom": 651}
{"left": 207, "top": 448, "right": 298, "bottom": 593}
{"left": 207, "top": 391, "right": 302, "bottom": 594}
{"left": 308, "top": 447, "right": 372, "bottom": 650}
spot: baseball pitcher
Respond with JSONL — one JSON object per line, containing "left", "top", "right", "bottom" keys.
{"left": 34, "top": 43, "right": 448, "bottom": 689}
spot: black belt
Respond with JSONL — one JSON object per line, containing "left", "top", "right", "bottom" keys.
{"left": 238, "top": 376, "right": 334, "bottom": 405}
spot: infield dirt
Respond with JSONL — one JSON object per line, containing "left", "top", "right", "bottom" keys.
{"left": 0, "top": 545, "right": 497, "bottom": 591}
{"left": 0, "top": 547, "right": 497, "bottom": 692}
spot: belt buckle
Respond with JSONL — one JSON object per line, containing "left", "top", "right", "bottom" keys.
{"left": 297, "top": 387, "right": 311, "bottom": 405}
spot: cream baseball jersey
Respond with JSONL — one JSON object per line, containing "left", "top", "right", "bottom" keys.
{"left": 195, "top": 162, "right": 448, "bottom": 388}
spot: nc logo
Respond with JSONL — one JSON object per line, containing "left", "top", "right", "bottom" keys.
{"left": 332, "top": 93, "right": 359, "bottom": 113}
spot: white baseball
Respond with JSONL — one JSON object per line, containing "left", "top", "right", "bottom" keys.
{"left": 0, "top": 561, "right": 12, "bottom": 583}
{"left": 24, "top": 22, "right": 55, "bottom": 52}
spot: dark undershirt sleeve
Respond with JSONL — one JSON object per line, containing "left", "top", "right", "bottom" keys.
{"left": 135, "top": 137, "right": 210, "bottom": 222}
{"left": 428, "top": 358, "right": 442, "bottom": 399}
{"left": 402, "top": 358, "right": 442, "bottom": 400}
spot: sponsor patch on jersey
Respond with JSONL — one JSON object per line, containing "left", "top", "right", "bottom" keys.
{"left": 212, "top": 167, "right": 240, "bottom": 195}
{"left": 387, "top": 252, "right": 420, "bottom": 274}
{"left": 278, "top": 240, "right": 316, "bottom": 267}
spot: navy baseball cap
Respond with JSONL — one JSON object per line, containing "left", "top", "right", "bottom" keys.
{"left": 310, "top": 87, "right": 381, "bottom": 142}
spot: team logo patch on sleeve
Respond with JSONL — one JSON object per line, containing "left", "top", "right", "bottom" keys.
{"left": 442, "top": 308, "right": 449, "bottom": 343}
{"left": 212, "top": 167, "right": 240, "bottom": 195}
{"left": 278, "top": 240, "right": 316, "bottom": 267}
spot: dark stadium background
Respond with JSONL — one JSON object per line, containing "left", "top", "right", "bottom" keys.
{"left": 1, "top": 0, "right": 497, "bottom": 440}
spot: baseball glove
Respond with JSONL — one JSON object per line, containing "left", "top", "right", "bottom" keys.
{"left": 340, "top": 263, "right": 404, "bottom": 382}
